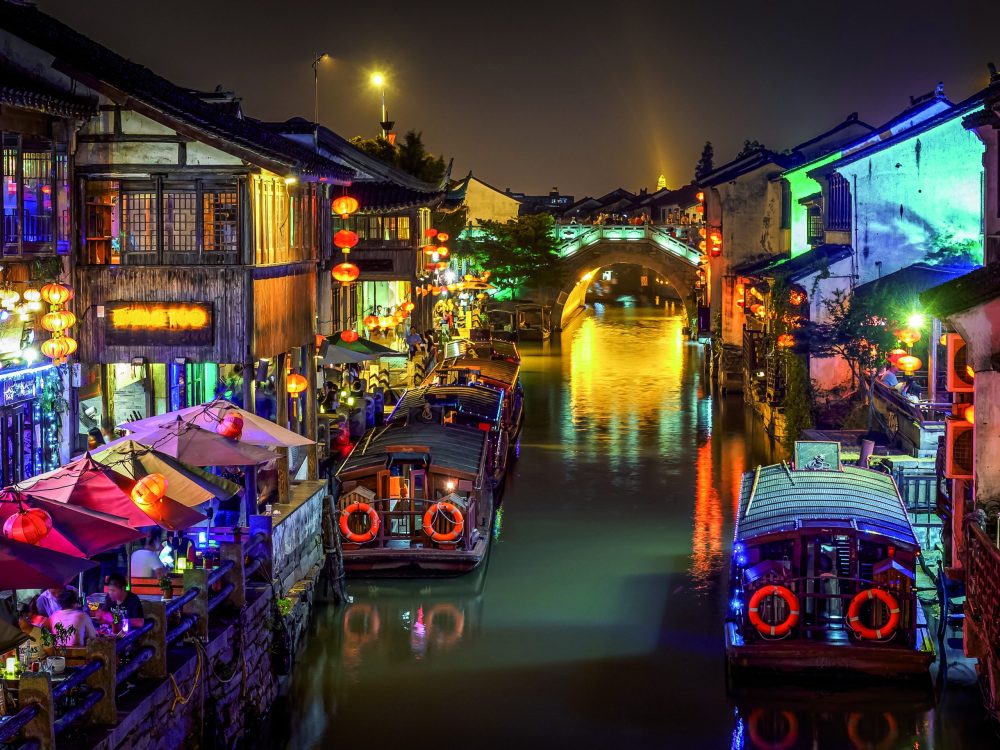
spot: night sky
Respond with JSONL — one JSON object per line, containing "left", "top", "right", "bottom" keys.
{"left": 39, "top": 0, "right": 1000, "bottom": 197}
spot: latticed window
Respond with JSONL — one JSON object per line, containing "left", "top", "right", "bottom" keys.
{"left": 204, "top": 191, "right": 238, "bottom": 254}
{"left": 163, "top": 192, "right": 198, "bottom": 253}
{"left": 397, "top": 215, "right": 410, "bottom": 241}
{"left": 122, "top": 192, "right": 158, "bottom": 254}
{"left": 807, "top": 205, "right": 824, "bottom": 246}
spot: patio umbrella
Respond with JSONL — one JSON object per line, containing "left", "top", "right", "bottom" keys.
{"left": 131, "top": 417, "right": 276, "bottom": 467}
{"left": 0, "top": 536, "right": 97, "bottom": 590}
{"left": 15, "top": 453, "right": 206, "bottom": 531}
{"left": 16, "top": 454, "right": 206, "bottom": 531}
{"left": 90, "top": 438, "right": 241, "bottom": 507}
{"left": 118, "top": 399, "right": 314, "bottom": 448}
{"left": 0, "top": 492, "right": 141, "bottom": 558}
{"left": 327, "top": 332, "right": 407, "bottom": 358}
{"left": 321, "top": 345, "right": 376, "bottom": 366}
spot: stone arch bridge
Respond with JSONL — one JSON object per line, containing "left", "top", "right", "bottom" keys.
{"left": 538, "top": 225, "right": 702, "bottom": 329}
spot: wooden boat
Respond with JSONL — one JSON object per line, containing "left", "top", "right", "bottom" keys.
{"left": 388, "top": 383, "right": 511, "bottom": 484}
{"left": 725, "top": 443, "right": 934, "bottom": 680}
{"left": 442, "top": 337, "right": 520, "bottom": 364}
{"left": 514, "top": 303, "right": 551, "bottom": 341}
{"left": 422, "top": 355, "right": 524, "bottom": 441}
{"left": 335, "top": 420, "right": 494, "bottom": 575}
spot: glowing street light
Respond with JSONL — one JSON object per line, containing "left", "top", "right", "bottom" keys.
{"left": 907, "top": 312, "right": 925, "bottom": 329}
{"left": 370, "top": 71, "right": 392, "bottom": 139}
{"left": 312, "top": 53, "right": 330, "bottom": 124}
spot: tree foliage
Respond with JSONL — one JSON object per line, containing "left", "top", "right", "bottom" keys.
{"left": 925, "top": 230, "right": 982, "bottom": 267}
{"left": 458, "top": 214, "right": 563, "bottom": 294}
{"left": 736, "top": 139, "right": 766, "bottom": 159}
{"left": 695, "top": 141, "right": 714, "bottom": 179}
{"left": 349, "top": 130, "right": 447, "bottom": 183}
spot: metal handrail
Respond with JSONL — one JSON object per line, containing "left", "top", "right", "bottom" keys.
{"left": 53, "top": 688, "right": 103, "bottom": 736}
{"left": 207, "top": 583, "right": 235, "bottom": 613}
{"left": 52, "top": 659, "right": 103, "bottom": 701}
{"left": 115, "top": 647, "right": 153, "bottom": 686}
{"left": 115, "top": 618, "right": 154, "bottom": 654}
{"left": 165, "top": 615, "right": 196, "bottom": 646}
{"left": 165, "top": 587, "right": 200, "bottom": 617}
{"left": 206, "top": 559, "right": 235, "bottom": 588}
{"left": 243, "top": 557, "right": 264, "bottom": 579}
{"left": 0, "top": 703, "right": 40, "bottom": 742}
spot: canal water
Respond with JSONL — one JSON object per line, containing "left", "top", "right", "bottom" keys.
{"left": 277, "top": 303, "right": 997, "bottom": 749}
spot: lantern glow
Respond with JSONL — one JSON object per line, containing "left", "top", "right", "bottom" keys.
{"left": 286, "top": 373, "right": 308, "bottom": 395}
{"left": 131, "top": 473, "right": 168, "bottom": 505}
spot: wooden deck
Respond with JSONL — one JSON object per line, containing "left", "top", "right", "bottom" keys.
{"left": 342, "top": 534, "right": 489, "bottom": 576}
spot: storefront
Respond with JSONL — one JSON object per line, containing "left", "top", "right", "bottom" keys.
{"left": 0, "top": 364, "right": 63, "bottom": 484}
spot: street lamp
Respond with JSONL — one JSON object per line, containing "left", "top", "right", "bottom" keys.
{"left": 312, "top": 53, "right": 330, "bottom": 124}
{"left": 371, "top": 72, "right": 389, "bottom": 139}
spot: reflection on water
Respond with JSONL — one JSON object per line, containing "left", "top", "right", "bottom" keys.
{"left": 277, "top": 303, "right": 994, "bottom": 749}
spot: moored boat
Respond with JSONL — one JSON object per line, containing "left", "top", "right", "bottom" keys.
{"left": 423, "top": 355, "right": 524, "bottom": 441}
{"left": 335, "top": 419, "right": 494, "bottom": 575}
{"left": 388, "top": 383, "right": 511, "bottom": 484}
{"left": 442, "top": 337, "right": 520, "bottom": 363}
{"left": 726, "top": 442, "right": 935, "bottom": 680}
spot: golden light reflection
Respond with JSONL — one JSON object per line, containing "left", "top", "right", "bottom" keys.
{"left": 691, "top": 438, "right": 723, "bottom": 589}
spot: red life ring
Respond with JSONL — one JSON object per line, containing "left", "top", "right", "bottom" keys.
{"left": 342, "top": 604, "right": 380, "bottom": 646}
{"left": 747, "top": 708, "right": 799, "bottom": 750}
{"left": 426, "top": 604, "right": 466, "bottom": 647}
{"left": 339, "top": 501, "right": 380, "bottom": 543}
{"left": 422, "top": 501, "right": 464, "bottom": 542}
{"left": 846, "top": 712, "right": 898, "bottom": 750}
{"left": 847, "top": 588, "right": 900, "bottom": 640}
{"left": 748, "top": 585, "right": 800, "bottom": 637}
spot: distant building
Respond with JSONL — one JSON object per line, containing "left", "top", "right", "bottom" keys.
{"left": 452, "top": 175, "right": 521, "bottom": 226}
{"left": 504, "top": 187, "right": 574, "bottom": 216}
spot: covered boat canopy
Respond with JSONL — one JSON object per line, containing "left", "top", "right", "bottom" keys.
{"left": 736, "top": 464, "right": 918, "bottom": 547}
{"left": 337, "top": 422, "right": 487, "bottom": 478}
{"left": 389, "top": 385, "right": 503, "bottom": 426}
{"left": 428, "top": 356, "right": 520, "bottom": 389}
{"left": 443, "top": 339, "right": 520, "bottom": 363}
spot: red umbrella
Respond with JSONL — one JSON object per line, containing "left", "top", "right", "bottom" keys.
{"left": 0, "top": 491, "right": 142, "bottom": 558}
{"left": 0, "top": 536, "right": 97, "bottom": 589}
{"left": 18, "top": 454, "right": 206, "bottom": 531}
{"left": 131, "top": 417, "right": 276, "bottom": 467}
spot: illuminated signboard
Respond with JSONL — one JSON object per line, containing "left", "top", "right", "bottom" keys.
{"left": 105, "top": 301, "right": 214, "bottom": 346}
{"left": 0, "top": 368, "right": 38, "bottom": 407}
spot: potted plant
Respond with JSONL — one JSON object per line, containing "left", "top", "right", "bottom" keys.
{"left": 159, "top": 574, "right": 174, "bottom": 601}
{"left": 40, "top": 623, "right": 75, "bottom": 674}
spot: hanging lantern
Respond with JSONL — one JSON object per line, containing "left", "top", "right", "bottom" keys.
{"left": 422, "top": 245, "right": 439, "bottom": 255}
{"left": 788, "top": 290, "right": 807, "bottom": 306}
{"left": 437, "top": 247, "right": 450, "bottom": 257}
{"left": 363, "top": 315, "right": 380, "bottom": 329}
{"left": 424, "top": 228, "right": 438, "bottom": 238}
{"left": 40, "top": 338, "right": 70, "bottom": 362}
{"left": 2, "top": 508, "right": 52, "bottom": 545}
{"left": 777, "top": 333, "right": 795, "bottom": 348}
{"left": 334, "top": 229, "right": 359, "bottom": 251}
{"left": 60, "top": 336, "right": 78, "bottom": 357}
{"left": 402, "top": 301, "right": 415, "bottom": 313}
{"left": 341, "top": 329, "right": 359, "bottom": 343}
{"left": 964, "top": 403, "right": 975, "bottom": 425}
{"left": 332, "top": 195, "right": 359, "bottom": 219}
{"left": 696, "top": 191, "right": 705, "bottom": 202}
{"left": 898, "top": 328, "right": 921, "bottom": 347}
{"left": 896, "top": 354, "right": 922, "bottom": 374}
{"left": 131, "top": 473, "right": 168, "bottom": 506}
{"left": 379, "top": 316, "right": 394, "bottom": 328}
{"left": 41, "top": 310, "right": 76, "bottom": 332}
{"left": 332, "top": 262, "right": 360, "bottom": 283}
{"left": 216, "top": 413, "right": 245, "bottom": 440}
{"left": 22, "top": 289, "right": 40, "bottom": 303}
{"left": 698, "top": 240, "right": 707, "bottom": 251}
{"left": 887, "top": 348, "right": 906, "bottom": 365}
{"left": 286, "top": 373, "right": 308, "bottom": 395}
{"left": 40, "top": 283, "right": 73, "bottom": 305}
{"left": 437, "top": 232, "right": 450, "bottom": 242}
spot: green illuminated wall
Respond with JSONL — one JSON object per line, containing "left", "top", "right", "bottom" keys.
{"left": 784, "top": 152, "right": 842, "bottom": 257}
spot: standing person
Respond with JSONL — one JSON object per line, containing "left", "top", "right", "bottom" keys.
{"left": 130, "top": 529, "right": 167, "bottom": 578}
{"left": 406, "top": 327, "right": 424, "bottom": 358}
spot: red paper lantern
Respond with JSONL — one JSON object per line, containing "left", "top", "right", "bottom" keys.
{"left": 332, "top": 262, "right": 360, "bottom": 283}
{"left": 40, "top": 337, "right": 71, "bottom": 362}
{"left": 334, "top": 230, "right": 359, "bottom": 251}
{"left": 424, "top": 228, "right": 438, "bottom": 238}
{"left": 41, "top": 310, "right": 75, "bottom": 332}
{"left": 887, "top": 348, "right": 906, "bottom": 365}
{"left": 435, "top": 261, "right": 448, "bottom": 270}
{"left": 332, "top": 195, "right": 359, "bottom": 219}
{"left": 437, "top": 232, "right": 450, "bottom": 242}
{"left": 896, "top": 354, "right": 922, "bottom": 374}
{"left": 696, "top": 191, "right": 705, "bottom": 202}
{"left": 216, "top": 413, "right": 244, "bottom": 440}
{"left": 437, "top": 247, "right": 450, "bottom": 257}
{"left": 3, "top": 508, "right": 53, "bottom": 545}
{"left": 898, "top": 328, "right": 921, "bottom": 347}
{"left": 402, "top": 301, "right": 415, "bottom": 313}
{"left": 341, "top": 329, "right": 359, "bottom": 343}
{"left": 131, "top": 473, "right": 168, "bottom": 505}
{"left": 422, "top": 245, "right": 439, "bottom": 256}
{"left": 363, "top": 315, "right": 380, "bottom": 329}
{"left": 60, "top": 336, "right": 78, "bottom": 357}
{"left": 286, "top": 373, "right": 308, "bottom": 395}
{"left": 777, "top": 333, "right": 795, "bottom": 348}
{"left": 40, "top": 283, "right": 73, "bottom": 305}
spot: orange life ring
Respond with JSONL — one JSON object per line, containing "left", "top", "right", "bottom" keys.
{"left": 342, "top": 604, "right": 380, "bottom": 646}
{"left": 748, "top": 585, "right": 800, "bottom": 637}
{"left": 847, "top": 588, "right": 900, "bottom": 640}
{"left": 846, "top": 711, "right": 898, "bottom": 750}
{"left": 339, "top": 501, "right": 380, "bottom": 543}
{"left": 426, "top": 603, "right": 466, "bottom": 647}
{"left": 422, "top": 501, "right": 464, "bottom": 542}
{"left": 747, "top": 708, "right": 799, "bottom": 750}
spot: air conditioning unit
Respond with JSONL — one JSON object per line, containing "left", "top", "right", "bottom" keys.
{"left": 946, "top": 333, "right": 974, "bottom": 393}
{"left": 945, "top": 418, "right": 974, "bottom": 479}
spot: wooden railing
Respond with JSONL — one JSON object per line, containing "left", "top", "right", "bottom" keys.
{"left": 965, "top": 524, "right": 1000, "bottom": 659}
{"left": 0, "top": 530, "right": 273, "bottom": 750}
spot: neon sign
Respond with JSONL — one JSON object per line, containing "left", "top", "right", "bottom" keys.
{"left": 105, "top": 302, "right": 214, "bottom": 346}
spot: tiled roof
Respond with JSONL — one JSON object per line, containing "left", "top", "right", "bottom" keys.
{"left": 0, "top": 64, "right": 96, "bottom": 118}
{"left": 736, "top": 464, "right": 917, "bottom": 546}
{"left": 337, "top": 421, "right": 487, "bottom": 477}
{"left": 390, "top": 385, "right": 503, "bottom": 425}
{"left": 0, "top": 1, "right": 353, "bottom": 181}
{"left": 854, "top": 262, "right": 975, "bottom": 302}
{"left": 753, "top": 244, "right": 853, "bottom": 282}
{"left": 921, "top": 262, "right": 1000, "bottom": 318}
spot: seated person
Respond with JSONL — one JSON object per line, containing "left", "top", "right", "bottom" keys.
{"left": 48, "top": 590, "right": 96, "bottom": 648}
{"left": 97, "top": 573, "right": 145, "bottom": 630}
{"left": 130, "top": 529, "right": 167, "bottom": 578}
{"left": 35, "top": 585, "right": 74, "bottom": 619}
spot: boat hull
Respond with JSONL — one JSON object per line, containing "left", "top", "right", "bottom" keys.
{"left": 725, "top": 621, "right": 935, "bottom": 678}
{"left": 343, "top": 535, "right": 490, "bottom": 577}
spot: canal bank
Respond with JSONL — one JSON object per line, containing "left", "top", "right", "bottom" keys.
{"left": 275, "top": 303, "right": 997, "bottom": 749}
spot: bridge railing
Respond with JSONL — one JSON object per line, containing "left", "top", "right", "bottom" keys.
{"left": 554, "top": 224, "right": 702, "bottom": 266}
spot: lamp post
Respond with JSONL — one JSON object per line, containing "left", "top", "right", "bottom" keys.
{"left": 371, "top": 72, "right": 387, "bottom": 139}
{"left": 312, "top": 53, "right": 330, "bottom": 125}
